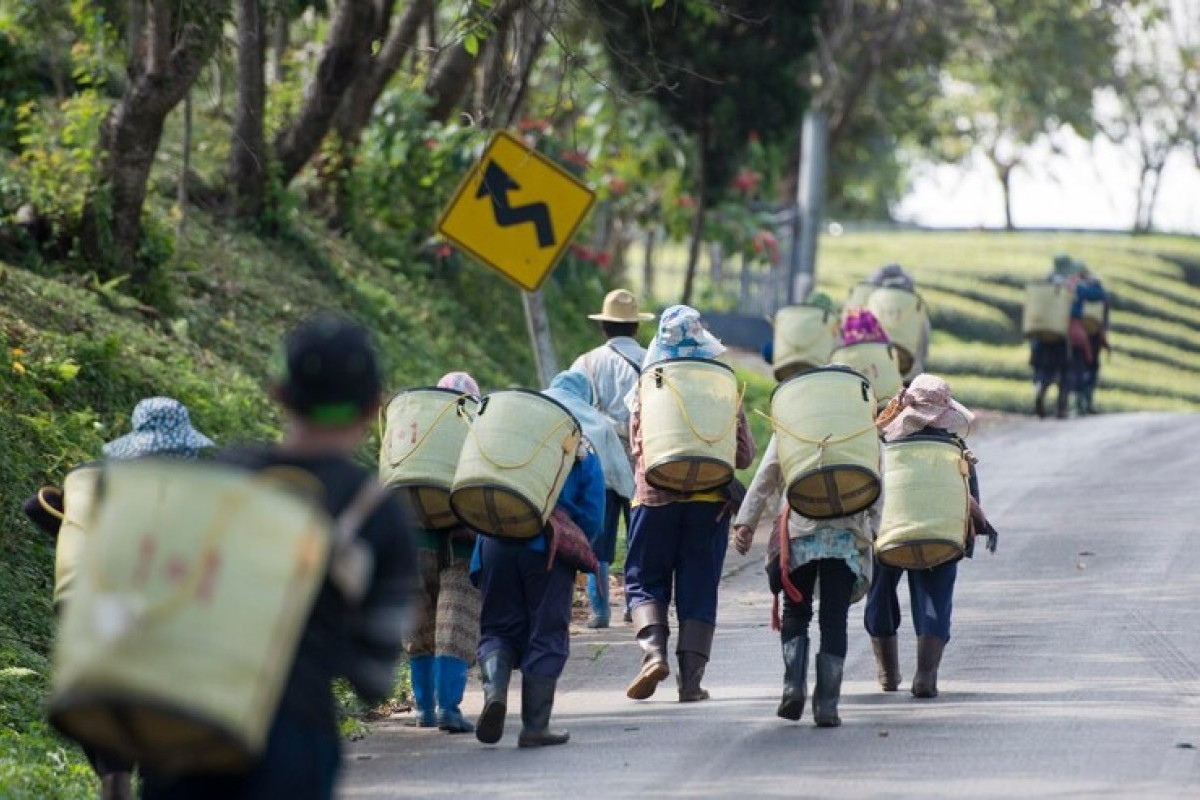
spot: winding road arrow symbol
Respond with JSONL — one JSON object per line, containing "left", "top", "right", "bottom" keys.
{"left": 476, "top": 161, "right": 556, "bottom": 248}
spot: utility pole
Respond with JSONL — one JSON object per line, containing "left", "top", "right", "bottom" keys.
{"left": 787, "top": 109, "right": 828, "bottom": 305}
{"left": 522, "top": 289, "right": 558, "bottom": 388}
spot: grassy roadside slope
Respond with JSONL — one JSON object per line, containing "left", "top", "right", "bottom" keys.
{"left": 0, "top": 214, "right": 608, "bottom": 798}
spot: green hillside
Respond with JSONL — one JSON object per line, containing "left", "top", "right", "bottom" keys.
{"left": 816, "top": 231, "right": 1200, "bottom": 413}
{"left": 0, "top": 215, "right": 608, "bottom": 797}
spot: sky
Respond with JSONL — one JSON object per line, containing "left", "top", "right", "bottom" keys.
{"left": 894, "top": 130, "right": 1200, "bottom": 234}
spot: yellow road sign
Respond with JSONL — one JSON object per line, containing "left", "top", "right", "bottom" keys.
{"left": 437, "top": 131, "right": 596, "bottom": 292}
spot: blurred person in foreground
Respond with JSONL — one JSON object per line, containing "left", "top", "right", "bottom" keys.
{"left": 139, "top": 314, "right": 418, "bottom": 800}
{"left": 24, "top": 398, "right": 214, "bottom": 800}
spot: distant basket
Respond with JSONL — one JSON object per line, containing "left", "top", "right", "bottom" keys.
{"left": 1022, "top": 281, "right": 1072, "bottom": 341}
{"left": 772, "top": 304, "right": 838, "bottom": 381}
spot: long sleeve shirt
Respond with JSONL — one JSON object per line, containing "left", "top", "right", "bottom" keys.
{"left": 571, "top": 337, "right": 646, "bottom": 450}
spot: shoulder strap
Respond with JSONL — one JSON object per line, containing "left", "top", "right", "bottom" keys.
{"left": 328, "top": 478, "right": 390, "bottom": 606}
{"left": 607, "top": 341, "right": 643, "bottom": 374}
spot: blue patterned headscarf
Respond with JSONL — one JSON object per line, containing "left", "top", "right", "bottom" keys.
{"left": 102, "top": 397, "right": 214, "bottom": 461}
{"left": 544, "top": 371, "right": 635, "bottom": 499}
{"left": 642, "top": 305, "right": 726, "bottom": 368}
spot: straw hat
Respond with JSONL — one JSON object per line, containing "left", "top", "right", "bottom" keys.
{"left": 588, "top": 289, "right": 655, "bottom": 323}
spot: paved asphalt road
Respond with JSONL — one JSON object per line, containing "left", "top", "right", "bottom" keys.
{"left": 341, "top": 413, "right": 1200, "bottom": 799}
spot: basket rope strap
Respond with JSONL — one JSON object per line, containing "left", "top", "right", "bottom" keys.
{"left": 463, "top": 413, "right": 580, "bottom": 471}
{"left": 37, "top": 486, "right": 66, "bottom": 521}
{"left": 655, "top": 371, "right": 746, "bottom": 445}
{"left": 754, "top": 409, "right": 878, "bottom": 470}
{"left": 384, "top": 395, "right": 470, "bottom": 468}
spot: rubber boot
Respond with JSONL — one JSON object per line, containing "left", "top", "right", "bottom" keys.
{"left": 1033, "top": 382, "right": 1048, "bottom": 418}
{"left": 517, "top": 675, "right": 570, "bottom": 748}
{"left": 475, "top": 649, "right": 513, "bottom": 744}
{"left": 100, "top": 772, "right": 132, "bottom": 800}
{"left": 435, "top": 655, "right": 474, "bottom": 734}
{"left": 625, "top": 602, "right": 670, "bottom": 700}
{"left": 776, "top": 634, "right": 809, "bottom": 721}
{"left": 871, "top": 636, "right": 901, "bottom": 691}
{"left": 813, "top": 653, "right": 844, "bottom": 728}
{"left": 676, "top": 620, "right": 715, "bottom": 703}
{"left": 1056, "top": 389, "right": 1070, "bottom": 420}
{"left": 409, "top": 655, "right": 437, "bottom": 727}
{"left": 585, "top": 563, "right": 611, "bottom": 629}
{"left": 1075, "top": 390, "right": 1089, "bottom": 417}
{"left": 912, "top": 636, "right": 946, "bottom": 699}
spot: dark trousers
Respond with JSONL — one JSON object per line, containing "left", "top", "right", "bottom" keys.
{"left": 140, "top": 707, "right": 340, "bottom": 800}
{"left": 625, "top": 501, "right": 727, "bottom": 625}
{"left": 476, "top": 537, "right": 575, "bottom": 679}
{"left": 864, "top": 559, "right": 957, "bottom": 642}
{"left": 597, "top": 489, "right": 627, "bottom": 564}
{"left": 767, "top": 557, "right": 855, "bottom": 657}
{"left": 1030, "top": 339, "right": 1071, "bottom": 390}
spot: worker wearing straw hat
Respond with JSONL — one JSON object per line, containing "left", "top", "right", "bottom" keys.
{"left": 571, "top": 289, "right": 655, "bottom": 627}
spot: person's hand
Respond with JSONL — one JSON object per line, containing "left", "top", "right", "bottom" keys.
{"left": 732, "top": 524, "right": 754, "bottom": 555}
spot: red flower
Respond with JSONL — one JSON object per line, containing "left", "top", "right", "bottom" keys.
{"left": 435, "top": 244, "right": 454, "bottom": 259}
{"left": 752, "top": 229, "right": 780, "bottom": 263}
{"left": 608, "top": 177, "right": 629, "bottom": 196}
{"left": 560, "top": 150, "right": 591, "bottom": 168}
{"left": 424, "top": 138, "right": 438, "bottom": 149}
{"left": 732, "top": 168, "right": 762, "bottom": 195}
{"left": 517, "top": 118, "right": 550, "bottom": 133}
{"left": 677, "top": 194, "right": 696, "bottom": 210}
{"left": 596, "top": 252, "right": 612, "bottom": 268}
{"left": 571, "top": 244, "right": 596, "bottom": 262}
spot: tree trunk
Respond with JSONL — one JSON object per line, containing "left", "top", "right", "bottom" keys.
{"left": 999, "top": 164, "right": 1015, "bottom": 231}
{"left": 1133, "top": 164, "right": 1151, "bottom": 233}
{"left": 79, "top": 1, "right": 224, "bottom": 286}
{"left": 425, "top": 0, "right": 527, "bottom": 123}
{"left": 641, "top": 226, "right": 656, "bottom": 302}
{"left": 267, "top": 3, "right": 289, "bottom": 84}
{"left": 229, "top": 0, "right": 268, "bottom": 220}
{"left": 682, "top": 112, "right": 711, "bottom": 307}
{"left": 501, "top": 4, "right": 548, "bottom": 127}
{"left": 273, "top": 0, "right": 377, "bottom": 188}
{"left": 176, "top": 91, "right": 192, "bottom": 256}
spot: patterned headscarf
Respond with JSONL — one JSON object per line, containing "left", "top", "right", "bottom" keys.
{"left": 841, "top": 308, "right": 890, "bottom": 346}
{"left": 643, "top": 305, "right": 726, "bottom": 368}
{"left": 102, "top": 397, "right": 214, "bottom": 460}
{"left": 437, "top": 371, "right": 481, "bottom": 398}
{"left": 876, "top": 374, "right": 975, "bottom": 441}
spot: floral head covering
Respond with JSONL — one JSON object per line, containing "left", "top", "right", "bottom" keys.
{"left": 643, "top": 305, "right": 726, "bottom": 368}
{"left": 841, "top": 308, "right": 890, "bottom": 346}
{"left": 102, "top": 397, "right": 215, "bottom": 460}
{"left": 437, "top": 371, "right": 481, "bottom": 398}
{"left": 876, "top": 374, "right": 975, "bottom": 441}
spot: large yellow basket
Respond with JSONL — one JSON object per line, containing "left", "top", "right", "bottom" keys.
{"left": 1022, "top": 281, "right": 1072, "bottom": 341}
{"left": 50, "top": 465, "right": 102, "bottom": 607}
{"left": 768, "top": 366, "right": 880, "bottom": 519}
{"left": 875, "top": 436, "right": 970, "bottom": 570}
{"left": 772, "top": 304, "right": 838, "bottom": 381}
{"left": 379, "top": 387, "right": 478, "bottom": 530}
{"left": 830, "top": 342, "right": 903, "bottom": 411}
{"left": 450, "top": 390, "right": 581, "bottom": 539}
{"left": 638, "top": 358, "right": 740, "bottom": 493}
{"left": 867, "top": 287, "right": 926, "bottom": 375}
{"left": 49, "top": 460, "right": 332, "bottom": 774}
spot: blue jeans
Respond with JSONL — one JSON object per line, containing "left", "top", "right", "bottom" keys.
{"left": 476, "top": 537, "right": 575, "bottom": 679}
{"left": 625, "top": 501, "right": 728, "bottom": 625}
{"left": 864, "top": 559, "right": 957, "bottom": 641}
{"left": 140, "top": 706, "right": 340, "bottom": 800}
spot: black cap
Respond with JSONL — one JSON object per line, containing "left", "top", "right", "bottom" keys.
{"left": 276, "top": 313, "right": 382, "bottom": 426}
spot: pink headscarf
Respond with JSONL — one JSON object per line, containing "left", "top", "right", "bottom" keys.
{"left": 877, "top": 374, "right": 974, "bottom": 441}
{"left": 437, "top": 371, "right": 480, "bottom": 398}
{"left": 841, "top": 309, "right": 889, "bottom": 346}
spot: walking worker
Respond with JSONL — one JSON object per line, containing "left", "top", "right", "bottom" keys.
{"left": 406, "top": 372, "right": 485, "bottom": 734}
{"left": 867, "top": 263, "right": 930, "bottom": 381}
{"left": 572, "top": 288, "right": 654, "bottom": 624}
{"left": 623, "top": 306, "right": 757, "bottom": 703}
{"left": 543, "top": 369, "right": 636, "bottom": 629}
{"left": 139, "top": 313, "right": 418, "bottom": 800}
{"left": 731, "top": 431, "right": 880, "bottom": 727}
{"left": 1069, "top": 263, "right": 1111, "bottom": 415}
{"left": 865, "top": 374, "right": 996, "bottom": 699}
{"left": 1031, "top": 254, "right": 1084, "bottom": 418}
{"left": 472, "top": 396, "right": 605, "bottom": 748}
{"left": 23, "top": 397, "right": 214, "bottom": 800}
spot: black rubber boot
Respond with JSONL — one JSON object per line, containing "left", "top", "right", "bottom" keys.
{"left": 626, "top": 602, "right": 670, "bottom": 700}
{"left": 475, "top": 649, "right": 513, "bottom": 744}
{"left": 1034, "top": 382, "right": 1048, "bottom": 418}
{"left": 912, "top": 636, "right": 946, "bottom": 699}
{"left": 813, "top": 653, "right": 844, "bottom": 728}
{"left": 1056, "top": 389, "right": 1070, "bottom": 419}
{"left": 516, "top": 675, "right": 570, "bottom": 748}
{"left": 676, "top": 620, "right": 715, "bottom": 702}
{"left": 776, "top": 634, "right": 809, "bottom": 721}
{"left": 871, "top": 636, "right": 901, "bottom": 691}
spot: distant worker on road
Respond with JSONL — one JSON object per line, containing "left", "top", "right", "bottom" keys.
{"left": 866, "top": 264, "right": 930, "bottom": 383}
{"left": 571, "top": 288, "right": 655, "bottom": 626}
{"left": 1031, "top": 255, "right": 1083, "bottom": 418}
{"left": 1069, "top": 263, "right": 1111, "bottom": 415}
